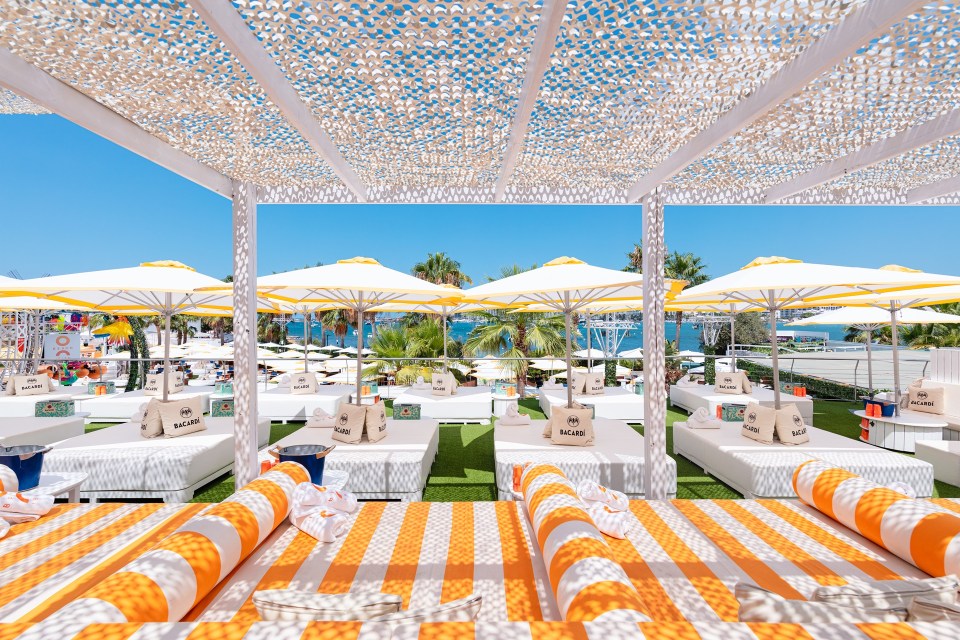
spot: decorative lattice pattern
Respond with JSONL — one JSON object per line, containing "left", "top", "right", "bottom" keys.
{"left": 0, "top": 88, "right": 47, "bottom": 114}
{"left": 673, "top": 3, "right": 960, "bottom": 194}
{"left": 0, "top": 0, "right": 342, "bottom": 189}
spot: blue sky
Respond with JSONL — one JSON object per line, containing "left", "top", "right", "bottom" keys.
{"left": 3, "top": 114, "right": 959, "bottom": 284}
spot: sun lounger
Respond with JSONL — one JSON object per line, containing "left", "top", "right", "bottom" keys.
{"left": 670, "top": 382, "right": 815, "bottom": 425}
{"left": 42, "top": 417, "right": 270, "bottom": 502}
{"left": 493, "top": 417, "right": 677, "bottom": 499}
{"left": 674, "top": 420, "right": 934, "bottom": 498}
{"left": 0, "top": 392, "right": 75, "bottom": 418}
{"left": 257, "top": 385, "right": 353, "bottom": 422}
{"left": 0, "top": 415, "right": 84, "bottom": 446}
{"left": 264, "top": 419, "right": 440, "bottom": 501}
{"left": 538, "top": 386, "right": 645, "bottom": 421}
{"left": 74, "top": 385, "right": 216, "bottom": 422}
{"left": 391, "top": 386, "right": 492, "bottom": 423}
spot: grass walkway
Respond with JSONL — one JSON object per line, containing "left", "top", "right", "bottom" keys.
{"left": 89, "top": 397, "right": 960, "bottom": 502}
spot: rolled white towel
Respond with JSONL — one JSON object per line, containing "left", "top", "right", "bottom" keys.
{"left": 293, "top": 508, "right": 351, "bottom": 543}
{"left": 688, "top": 407, "right": 722, "bottom": 429}
{"left": 887, "top": 481, "right": 918, "bottom": 499}
{"left": 0, "top": 492, "right": 55, "bottom": 524}
{"left": 416, "top": 376, "right": 425, "bottom": 385}
{"left": 577, "top": 480, "right": 629, "bottom": 512}
{"left": 498, "top": 403, "right": 531, "bottom": 426}
{"left": 587, "top": 502, "right": 632, "bottom": 539}
{"left": 676, "top": 375, "right": 698, "bottom": 388}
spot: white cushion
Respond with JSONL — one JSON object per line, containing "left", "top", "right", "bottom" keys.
{"left": 569, "top": 372, "right": 587, "bottom": 395}
{"left": 714, "top": 372, "right": 743, "bottom": 395}
{"left": 741, "top": 402, "right": 776, "bottom": 444}
{"left": 908, "top": 386, "right": 945, "bottom": 415}
{"left": 331, "top": 403, "right": 366, "bottom": 444}
{"left": 364, "top": 403, "right": 387, "bottom": 442}
{"left": 549, "top": 405, "right": 594, "bottom": 446}
{"left": 289, "top": 373, "right": 318, "bottom": 395}
{"left": 584, "top": 372, "right": 604, "bottom": 395}
{"left": 12, "top": 375, "right": 49, "bottom": 397}
{"left": 158, "top": 396, "right": 207, "bottom": 437}
{"left": 775, "top": 404, "right": 809, "bottom": 445}
{"left": 140, "top": 399, "right": 164, "bottom": 439}
{"left": 143, "top": 372, "right": 184, "bottom": 397}
{"left": 921, "top": 380, "right": 960, "bottom": 417}
{"left": 431, "top": 373, "right": 453, "bottom": 397}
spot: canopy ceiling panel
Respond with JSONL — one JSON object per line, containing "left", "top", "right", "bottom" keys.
{"left": 0, "top": 87, "right": 46, "bottom": 113}
{"left": 672, "top": 3, "right": 960, "bottom": 194}
{"left": 234, "top": 0, "right": 542, "bottom": 193}
{"left": 0, "top": 0, "right": 350, "bottom": 194}
{"left": 508, "top": 0, "right": 865, "bottom": 193}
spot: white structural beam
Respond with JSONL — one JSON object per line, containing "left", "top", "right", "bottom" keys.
{"left": 232, "top": 180, "right": 259, "bottom": 488}
{"left": 189, "top": 0, "right": 367, "bottom": 202}
{"left": 906, "top": 173, "right": 960, "bottom": 204}
{"left": 494, "top": 0, "right": 568, "bottom": 202}
{"left": 0, "top": 47, "right": 233, "bottom": 199}
{"left": 766, "top": 108, "right": 960, "bottom": 202}
{"left": 642, "top": 187, "right": 670, "bottom": 500}
{"left": 625, "top": 0, "right": 927, "bottom": 203}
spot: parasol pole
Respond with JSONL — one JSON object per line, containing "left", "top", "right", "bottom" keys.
{"left": 586, "top": 311, "right": 592, "bottom": 369}
{"left": 303, "top": 307, "right": 310, "bottom": 373}
{"left": 355, "top": 294, "right": 364, "bottom": 406}
{"left": 565, "top": 291, "right": 573, "bottom": 409}
{"left": 768, "top": 290, "right": 781, "bottom": 409}
{"left": 862, "top": 323, "right": 875, "bottom": 397}
{"left": 442, "top": 308, "right": 448, "bottom": 373}
{"left": 162, "top": 292, "right": 172, "bottom": 402}
{"left": 729, "top": 304, "right": 737, "bottom": 372}
{"left": 890, "top": 304, "right": 901, "bottom": 417}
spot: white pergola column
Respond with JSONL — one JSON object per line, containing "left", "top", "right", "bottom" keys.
{"left": 232, "top": 181, "right": 258, "bottom": 488}
{"left": 641, "top": 188, "right": 670, "bottom": 500}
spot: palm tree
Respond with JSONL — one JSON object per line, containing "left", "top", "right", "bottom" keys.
{"left": 664, "top": 251, "right": 709, "bottom": 348}
{"left": 257, "top": 313, "right": 286, "bottom": 344}
{"left": 321, "top": 309, "right": 352, "bottom": 347}
{"left": 623, "top": 243, "right": 643, "bottom": 273}
{"left": 170, "top": 315, "right": 197, "bottom": 345}
{"left": 412, "top": 252, "right": 472, "bottom": 286}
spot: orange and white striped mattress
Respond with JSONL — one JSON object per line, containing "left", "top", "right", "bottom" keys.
{"left": 1, "top": 498, "right": 959, "bottom": 627}
{"left": 0, "top": 619, "right": 957, "bottom": 639}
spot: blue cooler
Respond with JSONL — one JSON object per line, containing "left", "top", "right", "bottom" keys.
{"left": 270, "top": 444, "right": 333, "bottom": 485}
{"left": 0, "top": 445, "right": 51, "bottom": 491}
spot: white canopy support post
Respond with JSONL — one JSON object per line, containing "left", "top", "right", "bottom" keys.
{"left": 890, "top": 304, "right": 902, "bottom": 417}
{"left": 863, "top": 324, "right": 875, "bottom": 397}
{"left": 642, "top": 189, "right": 669, "bottom": 500}
{"left": 729, "top": 304, "right": 737, "bottom": 373}
{"left": 232, "top": 180, "right": 258, "bottom": 488}
{"left": 162, "top": 297, "right": 172, "bottom": 403}
{"left": 442, "top": 310, "right": 448, "bottom": 374}
{"left": 303, "top": 308, "right": 310, "bottom": 372}
{"left": 565, "top": 291, "right": 573, "bottom": 409}
{"left": 355, "top": 298, "right": 364, "bottom": 406}
{"left": 768, "top": 292, "right": 782, "bottom": 410}
{"left": 586, "top": 312, "right": 592, "bottom": 369}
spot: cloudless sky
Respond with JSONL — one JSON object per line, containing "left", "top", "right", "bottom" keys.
{"left": 2, "top": 114, "right": 959, "bottom": 283}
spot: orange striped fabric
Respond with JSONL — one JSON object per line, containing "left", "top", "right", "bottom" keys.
{"left": 520, "top": 463, "right": 649, "bottom": 623}
{"left": 46, "top": 462, "right": 309, "bottom": 623}
{"left": 793, "top": 459, "right": 960, "bottom": 577}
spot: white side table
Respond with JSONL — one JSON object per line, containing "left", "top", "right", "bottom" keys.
{"left": 23, "top": 472, "right": 88, "bottom": 502}
{"left": 854, "top": 410, "right": 947, "bottom": 453}
{"left": 491, "top": 394, "right": 518, "bottom": 417}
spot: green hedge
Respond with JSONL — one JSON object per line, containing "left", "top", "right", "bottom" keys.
{"left": 738, "top": 360, "right": 868, "bottom": 401}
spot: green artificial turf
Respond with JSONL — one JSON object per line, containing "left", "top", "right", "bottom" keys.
{"left": 94, "top": 395, "right": 960, "bottom": 503}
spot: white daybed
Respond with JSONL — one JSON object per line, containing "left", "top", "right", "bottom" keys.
{"left": 256, "top": 385, "right": 353, "bottom": 422}
{"left": 263, "top": 419, "right": 440, "bottom": 501}
{"left": 0, "top": 415, "right": 85, "bottom": 447}
{"left": 0, "top": 392, "right": 75, "bottom": 418}
{"left": 43, "top": 416, "right": 270, "bottom": 502}
{"left": 670, "top": 382, "right": 814, "bottom": 425}
{"left": 674, "top": 420, "right": 934, "bottom": 498}
{"left": 390, "top": 386, "right": 492, "bottom": 423}
{"left": 75, "top": 385, "right": 216, "bottom": 422}
{"left": 493, "top": 417, "right": 677, "bottom": 500}
{"left": 538, "top": 386, "right": 645, "bottom": 421}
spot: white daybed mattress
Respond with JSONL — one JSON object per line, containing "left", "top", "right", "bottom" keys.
{"left": 391, "top": 386, "right": 492, "bottom": 423}
{"left": 257, "top": 385, "right": 353, "bottom": 422}
{"left": 0, "top": 393, "right": 75, "bottom": 418}
{"left": 538, "top": 387, "right": 645, "bottom": 421}
{"left": 263, "top": 419, "right": 439, "bottom": 501}
{"left": 43, "top": 416, "right": 270, "bottom": 502}
{"left": 674, "top": 420, "right": 934, "bottom": 498}
{"left": 493, "top": 417, "right": 677, "bottom": 500}
{"left": 75, "top": 386, "right": 216, "bottom": 422}
{"left": 0, "top": 416, "right": 85, "bottom": 447}
{"left": 670, "top": 383, "right": 814, "bottom": 425}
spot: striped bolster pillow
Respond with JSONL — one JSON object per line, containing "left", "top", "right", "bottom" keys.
{"left": 520, "top": 464, "right": 650, "bottom": 622}
{"left": 49, "top": 461, "right": 309, "bottom": 623}
{"left": 793, "top": 459, "right": 960, "bottom": 577}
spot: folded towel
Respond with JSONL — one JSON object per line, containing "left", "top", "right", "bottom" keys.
{"left": 499, "top": 403, "right": 531, "bottom": 426}
{"left": 577, "top": 480, "right": 629, "bottom": 512}
{"left": 0, "top": 466, "right": 18, "bottom": 492}
{"left": 0, "top": 492, "right": 55, "bottom": 524}
{"left": 687, "top": 407, "right": 722, "bottom": 429}
{"left": 292, "top": 482, "right": 358, "bottom": 515}
{"left": 290, "top": 483, "right": 359, "bottom": 543}
{"left": 306, "top": 408, "right": 336, "bottom": 428}
{"left": 540, "top": 383, "right": 564, "bottom": 390}
{"left": 676, "top": 376, "right": 699, "bottom": 388}
{"left": 587, "top": 502, "right": 632, "bottom": 539}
